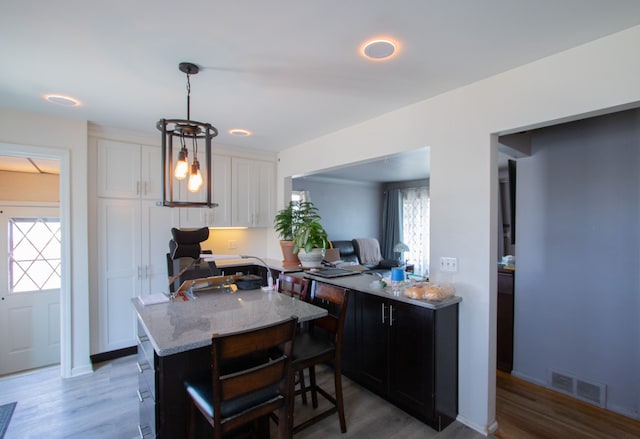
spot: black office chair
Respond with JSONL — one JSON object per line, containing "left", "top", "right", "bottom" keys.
{"left": 167, "top": 227, "right": 219, "bottom": 292}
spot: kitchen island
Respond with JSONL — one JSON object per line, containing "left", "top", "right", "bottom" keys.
{"left": 132, "top": 288, "right": 327, "bottom": 438}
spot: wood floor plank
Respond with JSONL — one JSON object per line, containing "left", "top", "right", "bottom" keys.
{"left": 495, "top": 370, "right": 640, "bottom": 439}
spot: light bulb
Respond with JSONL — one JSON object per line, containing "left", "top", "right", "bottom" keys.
{"left": 188, "top": 160, "right": 203, "bottom": 192}
{"left": 174, "top": 148, "right": 189, "bottom": 180}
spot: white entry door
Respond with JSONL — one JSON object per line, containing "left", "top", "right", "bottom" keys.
{"left": 0, "top": 206, "right": 61, "bottom": 375}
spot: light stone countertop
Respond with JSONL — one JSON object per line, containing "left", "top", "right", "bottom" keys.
{"left": 303, "top": 271, "right": 462, "bottom": 310}
{"left": 132, "top": 288, "right": 327, "bottom": 357}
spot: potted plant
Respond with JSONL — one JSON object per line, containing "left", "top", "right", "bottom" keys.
{"left": 292, "top": 201, "right": 328, "bottom": 268}
{"left": 274, "top": 201, "right": 301, "bottom": 266}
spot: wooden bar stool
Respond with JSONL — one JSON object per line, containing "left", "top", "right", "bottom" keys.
{"left": 184, "top": 316, "right": 298, "bottom": 439}
{"left": 277, "top": 273, "right": 310, "bottom": 301}
{"left": 277, "top": 273, "right": 310, "bottom": 404}
{"left": 291, "top": 282, "right": 350, "bottom": 434}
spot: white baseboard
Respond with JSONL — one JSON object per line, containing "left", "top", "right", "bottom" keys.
{"left": 70, "top": 364, "right": 93, "bottom": 377}
{"left": 511, "top": 369, "right": 639, "bottom": 421}
{"left": 607, "top": 403, "right": 640, "bottom": 421}
{"left": 456, "top": 414, "right": 498, "bottom": 436}
{"left": 510, "top": 369, "right": 546, "bottom": 387}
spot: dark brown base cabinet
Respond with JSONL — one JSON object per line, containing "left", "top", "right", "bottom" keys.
{"left": 497, "top": 269, "right": 514, "bottom": 372}
{"left": 342, "top": 289, "right": 459, "bottom": 432}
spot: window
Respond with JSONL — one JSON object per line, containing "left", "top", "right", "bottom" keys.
{"left": 9, "top": 217, "right": 61, "bottom": 293}
{"left": 400, "top": 187, "right": 429, "bottom": 276}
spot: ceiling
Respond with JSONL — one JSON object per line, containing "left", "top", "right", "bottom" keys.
{"left": 300, "top": 147, "right": 430, "bottom": 183}
{"left": 1, "top": 1, "right": 640, "bottom": 160}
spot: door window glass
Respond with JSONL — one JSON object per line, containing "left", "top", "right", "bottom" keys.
{"left": 9, "top": 217, "right": 61, "bottom": 293}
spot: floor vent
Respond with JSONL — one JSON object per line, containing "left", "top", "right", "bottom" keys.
{"left": 550, "top": 370, "right": 574, "bottom": 394}
{"left": 547, "top": 369, "right": 606, "bottom": 408}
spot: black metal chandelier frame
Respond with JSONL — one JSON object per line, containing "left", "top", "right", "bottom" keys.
{"left": 157, "top": 62, "right": 219, "bottom": 208}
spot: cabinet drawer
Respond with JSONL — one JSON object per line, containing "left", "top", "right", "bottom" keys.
{"left": 137, "top": 348, "right": 156, "bottom": 402}
{"left": 137, "top": 321, "right": 155, "bottom": 367}
{"left": 137, "top": 356, "right": 156, "bottom": 438}
{"left": 138, "top": 380, "right": 156, "bottom": 438}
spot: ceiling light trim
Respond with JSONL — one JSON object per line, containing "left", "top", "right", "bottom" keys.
{"left": 44, "top": 94, "right": 81, "bottom": 107}
{"left": 229, "top": 128, "right": 252, "bottom": 137}
{"left": 360, "top": 38, "right": 399, "bottom": 61}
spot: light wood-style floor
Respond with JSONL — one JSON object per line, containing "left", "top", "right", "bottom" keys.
{"left": 495, "top": 370, "right": 640, "bottom": 439}
{"left": 4, "top": 356, "right": 638, "bottom": 438}
{"left": 0, "top": 355, "right": 488, "bottom": 439}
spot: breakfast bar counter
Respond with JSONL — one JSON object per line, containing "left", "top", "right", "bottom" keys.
{"left": 303, "top": 270, "right": 461, "bottom": 309}
{"left": 133, "top": 288, "right": 326, "bottom": 356}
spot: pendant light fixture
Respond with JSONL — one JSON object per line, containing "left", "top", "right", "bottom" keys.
{"left": 157, "top": 62, "right": 218, "bottom": 207}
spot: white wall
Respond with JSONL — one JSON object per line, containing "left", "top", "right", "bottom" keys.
{"left": 277, "top": 25, "right": 640, "bottom": 433}
{"left": 0, "top": 109, "right": 90, "bottom": 377}
{"left": 514, "top": 109, "right": 639, "bottom": 418}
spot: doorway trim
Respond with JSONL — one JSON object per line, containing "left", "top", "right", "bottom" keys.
{"left": 0, "top": 143, "right": 72, "bottom": 377}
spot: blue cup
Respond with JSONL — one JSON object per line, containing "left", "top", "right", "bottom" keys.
{"left": 391, "top": 267, "right": 405, "bottom": 281}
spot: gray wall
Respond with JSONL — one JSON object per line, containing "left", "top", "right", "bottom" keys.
{"left": 292, "top": 177, "right": 383, "bottom": 240}
{"left": 514, "top": 109, "right": 640, "bottom": 418}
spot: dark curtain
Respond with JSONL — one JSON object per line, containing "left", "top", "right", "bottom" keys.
{"left": 381, "top": 188, "right": 402, "bottom": 260}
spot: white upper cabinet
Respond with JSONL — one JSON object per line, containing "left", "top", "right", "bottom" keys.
{"left": 97, "top": 139, "right": 161, "bottom": 200}
{"left": 231, "top": 158, "right": 275, "bottom": 227}
{"left": 178, "top": 154, "right": 232, "bottom": 228}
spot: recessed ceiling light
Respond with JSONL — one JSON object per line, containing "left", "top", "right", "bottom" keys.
{"left": 229, "top": 128, "right": 252, "bottom": 137}
{"left": 44, "top": 94, "right": 81, "bottom": 107}
{"left": 361, "top": 38, "right": 398, "bottom": 61}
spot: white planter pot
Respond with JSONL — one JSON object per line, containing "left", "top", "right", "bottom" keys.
{"left": 297, "top": 248, "right": 325, "bottom": 268}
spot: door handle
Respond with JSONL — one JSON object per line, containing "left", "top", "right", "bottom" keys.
{"left": 381, "top": 303, "right": 387, "bottom": 324}
{"left": 389, "top": 305, "right": 396, "bottom": 327}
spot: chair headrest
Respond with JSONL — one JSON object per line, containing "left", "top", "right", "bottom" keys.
{"left": 169, "top": 227, "right": 209, "bottom": 260}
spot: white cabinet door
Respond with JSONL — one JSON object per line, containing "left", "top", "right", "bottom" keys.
{"left": 97, "top": 198, "right": 141, "bottom": 352}
{"left": 97, "top": 139, "right": 161, "bottom": 200}
{"left": 179, "top": 154, "right": 232, "bottom": 228}
{"left": 140, "top": 145, "right": 162, "bottom": 200}
{"left": 208, "top": 155, "right": 232, "bottom": 226}
{"left": 140, "top": 200, "right": 176, "bottom": 295}
{"left": 232, "top": 158, "right": 275, "bottom": 227}
{"left": 252, "top": 160, "right": 275, "bottom": 227}
{"left": 97, "top": 139, "right": 141, "bottom": 199}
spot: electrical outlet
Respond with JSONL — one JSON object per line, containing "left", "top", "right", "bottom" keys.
{"left": 440, "top": 257, "right": 458, "bottom": 272}
{"left": 228, "top": 240, "right": 237, "bottom": 249}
